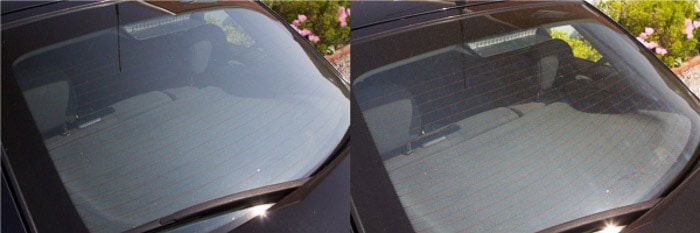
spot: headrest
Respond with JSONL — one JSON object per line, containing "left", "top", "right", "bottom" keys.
{"left": 17, "top": 66, "right": 76, "bottom": 136}
{"left": 529, "top": 39, "right": 574, "bottom": 60}
{"left": 185, "top": 24, "right": 229, "bottom": 74}
{"left": 529, "top": 39, "right": 574, "bottom": 90}
{"left": 186, "top": 24, "right": 228, "bottom": 44}
{"left": 23, "top": 80, "right": 72, "bottom": 135}
{"left": 355, "top": 81, "right": 422, "bottom": 155}
{"left": 190, "top": 40, "right": 213, "bottom": 74}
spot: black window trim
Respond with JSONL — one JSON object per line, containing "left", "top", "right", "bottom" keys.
{"left": 2, "top": 3, "right": 118, "bottom": 232}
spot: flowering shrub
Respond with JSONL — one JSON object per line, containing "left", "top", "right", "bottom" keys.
{"left": 290, "top": 14, "right": 321, "bottom": 43}
{"left": 262, "top": 0, "right": 350, "bottom": 55}
{"left": 684, "top": 18, "right": 700, "bottom": 39}
{"left": 636, "top": 27, "right": 668, "bottom": 55}
{"left": 595, "top": 0, "right": 699, "bottom": 67}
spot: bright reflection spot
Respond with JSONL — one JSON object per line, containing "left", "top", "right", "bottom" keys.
{"left": 594, "top": 223, "right": 625, "bottom": 233}
{"left": 250, "top": 204, "right": 274, "bottom": 218}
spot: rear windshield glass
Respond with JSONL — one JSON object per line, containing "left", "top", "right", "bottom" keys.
{"left": 11, "top": 6, "right": 348, "bottom": 233}
{"left": 353, "top": 3, "right": 699, "bottom": 233}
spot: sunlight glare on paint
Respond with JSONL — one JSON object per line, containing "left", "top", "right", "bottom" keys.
{"left": 251, "top": 204, "right": 274, "bottom": 218}
{"left": 594, "top": 223, "right": 625, "bottom": 233}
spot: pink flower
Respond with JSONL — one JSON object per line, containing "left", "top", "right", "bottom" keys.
{"left": 637, "top": 32, "right": 648, "bottom": 40}
{"left": 292, "top": 19, "right": 300, "bottom": 27}
{"left": 637, "top": 37, "right": 658, "bottom": 49}
{"left": 338, "top": 6, "right": 348, "bottom": 27}
{"left": 684, "top": 18, "right": 695, "bottom": 39}
{"left": 655, "top": 47, "right": 667, "bottom": 55}
{"left": 646, "top": 41, "right": 659, "bottom": 49}
{"left": 299, "top": 29, "right": 312, "bottom": 36}
{"left": 636, "top": 26, "right": 666, "bottom": 51}
{"left": 694, "top": 21, "right": 700, "bottom": 28}
{"left": 346, "top": 8, "right": 351, "bottom": 16}
{"left": 308, "top": 35, "right": 320, "bottom": 43}
{"left": 297, "top": 14, "right": 307, "bottom": 23}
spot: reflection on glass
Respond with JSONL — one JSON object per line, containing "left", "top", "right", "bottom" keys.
{"left": 11, "top": 6, "right": 348, "bottom": 233}
{"left": 353, "top": 4, "right": 699, "bottom": 233}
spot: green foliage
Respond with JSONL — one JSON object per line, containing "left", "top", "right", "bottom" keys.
{"left": 262, "top": 0, "right": 350, "bottom": 54}
{"left": 205, "top": 16, "right": 255, "bottom": 47}
{"left": 550, "top": 30, "right": 603, "bottom": 62}
{"left": 595, "top": 0, "right": 700, "bottom": 67}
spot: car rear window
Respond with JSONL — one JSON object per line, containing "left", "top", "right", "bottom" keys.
{"left": 353, "top": 3, "right": 700, "bottom": 233}
{"left": 10, "top": 6, "right": 348, "bottom": 233}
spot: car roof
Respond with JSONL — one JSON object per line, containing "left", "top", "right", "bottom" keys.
{"left": 350, "top": 0, "right": 586, "bottom": 40}
{"left": 1, "top": 1, "right": 59, "bottom": 15}
{"left": 0, "top": 1, "right": 101, "bottom": 27}
{"left": 351, "top": 0, "right": 461, "bottom": 29}
{"left": 1, "top": 0, "right": 268, "bottom": 29}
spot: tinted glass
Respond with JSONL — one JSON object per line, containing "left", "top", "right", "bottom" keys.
{"left": 353, "top": 3, "right": 700, "bottom": 233}
{"left": 10, "top": 6, "right": 348, "bottom": 233}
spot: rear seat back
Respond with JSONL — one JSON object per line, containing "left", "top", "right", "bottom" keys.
{"left": 354, "top": 39, "right": 576, "bottom": 156}
{"left": 420, "top": 39, "right": 575, "bottom": 130}
{"left": 364, "top": 39, "right": 574, "bottom": 133}
{"left": 26, "top": 24, "right": 227, "bottom": 111}
{"left": 13, "top": 23, "right": 231, "bottom": 138}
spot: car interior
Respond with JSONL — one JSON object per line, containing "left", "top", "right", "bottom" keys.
{"left": 11, "top": 10, "right": 347, "bottom": 233}
{"left": 353, "top": 23, "right": 693, "bottom": 232}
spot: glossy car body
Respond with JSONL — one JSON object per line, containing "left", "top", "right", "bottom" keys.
{"left": 350, "top": 1, "right": 700, "bottom": 233}
{"left": 1, "top": 1, "right": 350, "bottom": 233}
